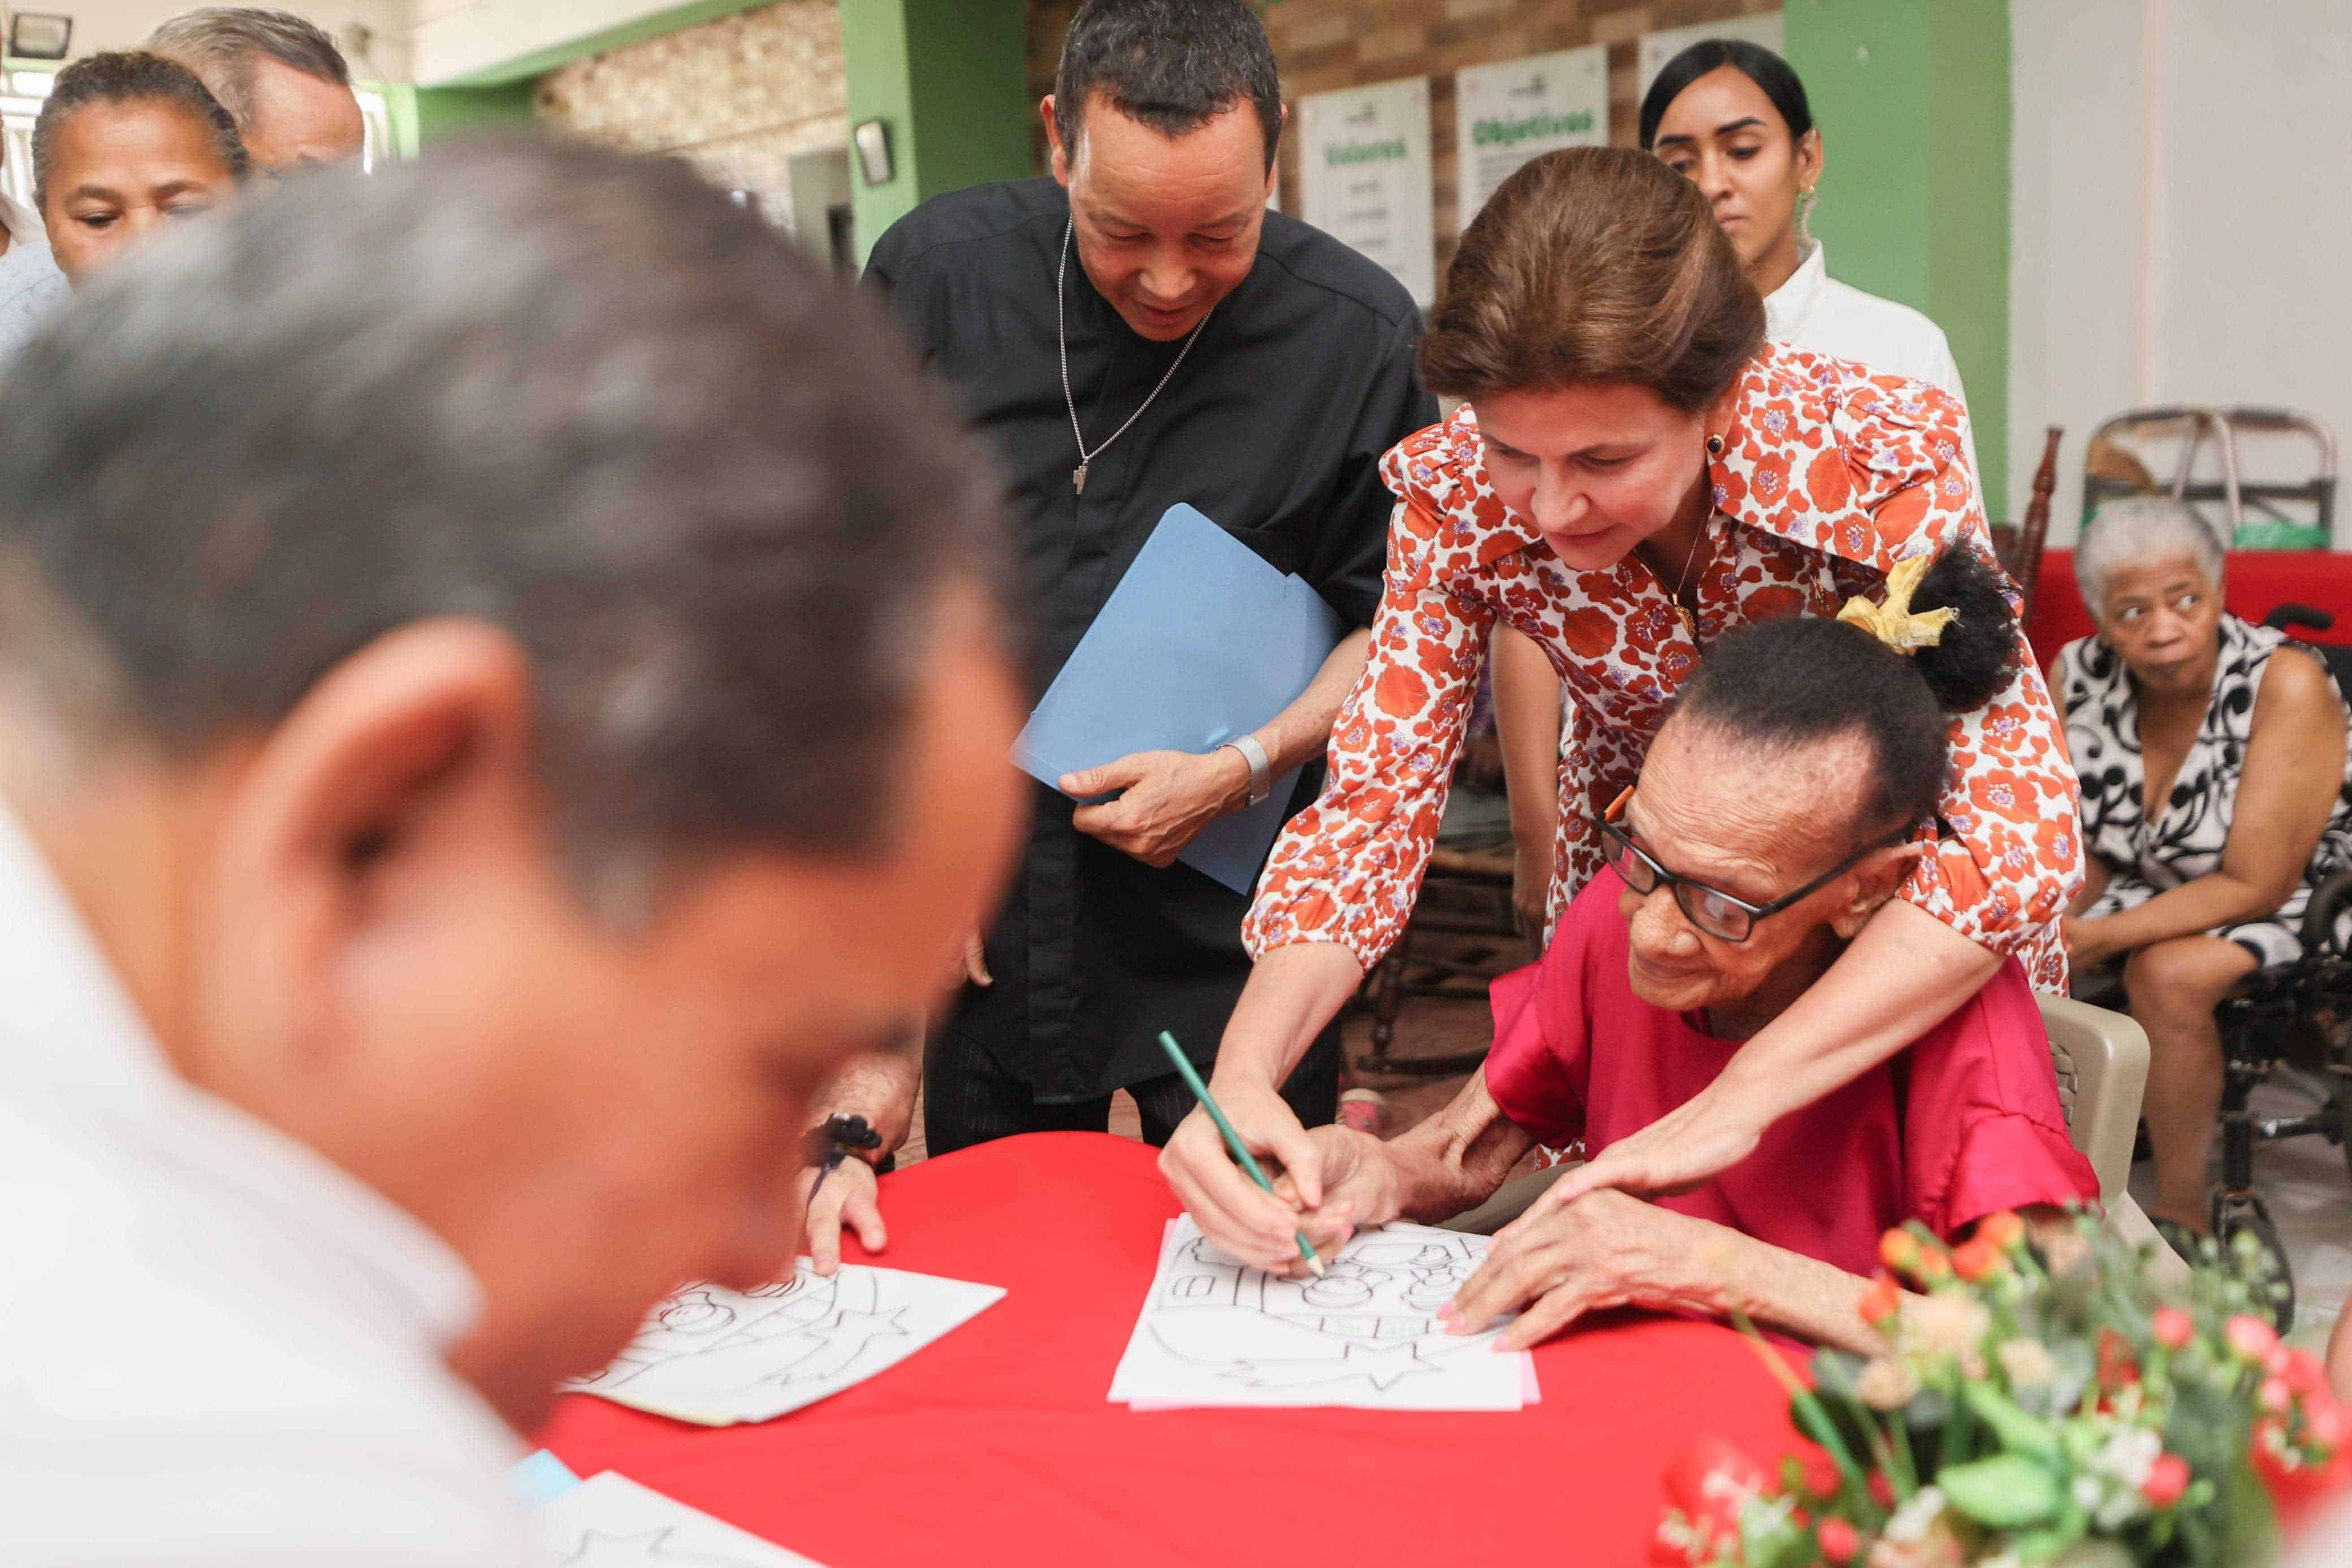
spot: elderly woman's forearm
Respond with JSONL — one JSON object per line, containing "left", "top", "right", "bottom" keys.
{"left": 1674, "top": 1218, "right": 1884, "bottom": 1356}
{"left": 1250, "top": 628, "right": 1372, "bottom": 777}
{"left": 1719, "top": 902, "right": 2000, "bottom": 1127}
{"left": 1384, "top": 1071, "right": 1538, "bottom": 1223}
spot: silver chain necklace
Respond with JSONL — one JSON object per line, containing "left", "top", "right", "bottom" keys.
{"left": 1056, "top": 219, "right": 1212, "bottom": 497}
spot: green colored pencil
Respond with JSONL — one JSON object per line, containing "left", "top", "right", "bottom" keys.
{"left": 1156, "top": 1031, "right": 1325, "bottom": 1279}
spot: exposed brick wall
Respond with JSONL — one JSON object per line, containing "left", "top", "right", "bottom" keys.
{"left": 534, "top": 0, "right": 846, "bottom": 216}
{"left": 1028, "top": 0, "right": 1777, "bottom": 283}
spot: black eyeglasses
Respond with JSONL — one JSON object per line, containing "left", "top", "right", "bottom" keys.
{"left": 1590, "top": 811, "right": 1906, "bottom": 943}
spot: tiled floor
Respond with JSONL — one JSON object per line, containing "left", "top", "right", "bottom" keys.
{"left": 901, "top": 977, "right": 2352, "bottom": 1347}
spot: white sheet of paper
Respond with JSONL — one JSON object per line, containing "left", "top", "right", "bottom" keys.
{"left": 567, "top": 1261, "right": 1004, "bottom": 1426}
{"left": 1110, "top": 1218, "right": 1535, "bottom": 1411}
{"left": 534, "top": 1471, "right": 827, "bottom": 1566}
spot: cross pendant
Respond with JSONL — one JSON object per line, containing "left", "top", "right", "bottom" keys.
{"left": 1072, "top": 462, "right": 1089, "bottom": 497}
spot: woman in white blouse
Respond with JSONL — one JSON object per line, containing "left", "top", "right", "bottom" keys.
{"left": 1494, "top": 38, "right": 1981, "bottom": 945}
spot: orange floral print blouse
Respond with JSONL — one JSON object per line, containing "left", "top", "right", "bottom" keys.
{"left": 1242, "top": 343, "right": 2082, "bottom": 992}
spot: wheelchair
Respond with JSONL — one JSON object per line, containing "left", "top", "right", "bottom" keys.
{"left": 2202, "top": 603, "right": 2352, "bottom": 1331}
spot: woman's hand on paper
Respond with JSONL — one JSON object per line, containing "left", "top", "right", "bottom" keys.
{"left": 1062, "top": 747, "right": 1251, "bottom": 868}
{"left": 1443, "top": 1186, "right": 1704, "bottom": 1352}
{"left": 1158, "top": 1081, "right": 1331, "bottom": 1272}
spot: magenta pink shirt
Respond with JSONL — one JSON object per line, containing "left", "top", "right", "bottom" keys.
{"left": 1485, "top": 872, "right": 2100, "bottom": 1281}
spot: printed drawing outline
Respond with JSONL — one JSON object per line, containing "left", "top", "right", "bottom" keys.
{"left": 1135, "top": 1225, "right": 1499, "bottom": 1393}
{"left": 1157, "top": 1231, "right": 1481, "bottom": 1341}
{"left": 557, "top": 1525, "right": 766, "bottom": 1567}
{"left": 568, "top": 1267, "right": 913, "bottom": 1401}
{"left": 1146, "top": 1323, "right": 1455, "bottom": 1392}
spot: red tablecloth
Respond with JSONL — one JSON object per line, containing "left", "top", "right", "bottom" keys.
{"left": 2026, "top": 548, "right": 2352, "bottom": 668}
{"left": 538, "top": 1133, "right": 1802, "bottom": 1567}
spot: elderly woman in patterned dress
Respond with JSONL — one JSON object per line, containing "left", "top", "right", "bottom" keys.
{"left": 2057, "top": 498, "right": 2352, "bottom": 1240}
{"left": 1162, "top": 146, "right": 2082, "bottom": 1270}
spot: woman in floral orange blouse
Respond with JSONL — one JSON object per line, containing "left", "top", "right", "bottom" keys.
{"left": 1163, "top": 147, "right": 2083, "bottom": 1269}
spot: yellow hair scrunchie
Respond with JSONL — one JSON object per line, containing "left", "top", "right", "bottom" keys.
{"left": 1836, "top": 554, "right": 1957, "bottom": 655}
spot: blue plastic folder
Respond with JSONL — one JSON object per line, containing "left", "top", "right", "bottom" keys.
{"left": 1013, "top": 504, "right": 1344, "bottom": 894}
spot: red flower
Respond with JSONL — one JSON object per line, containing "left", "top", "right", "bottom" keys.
{"left": 1976, "top": 1211, "right": 2024, "bottom": 1250}
{"left": 2150, "top": 1306, "right": 2195, "bottom": 1351}
{"left": 2262, "top": 1377, "right": 2294, "bottom": 1415}
{"left": 2282, "top": 1346, "right": 2328, "bottom": 1395}
{"left": 1867, "top": 1470, "right": 1896, "bottom": 1509}
{"left": 1878, "top": 1229, "right": 1919, "bottom": 1274}
{"left": 1952, "top": 1237, "right": 2005, "bottom": 1282}
{"left": 1817, "top": 1515, "right": 1860, "bottom": 1564}
{"left": 2226, "top": 1314, "right": 2281, "bottom": 1362}
{"left": 1858, "top": 1272, "right": 1902, "bottom": 1328}
{"left": 2097, "top": 1328, "right": 2141, "bottom": 1393}
{"left": 2252, "top": 1412, "right": 2352, "bottom": 1525}
{"left": 1663, "top": 1438, "right": 1770, "bottom": 1528}
{"left": 2143, "top": 1453, "right": 2191, "bottom": 1509}
{"left": 1795, "top": 1442, "right": 1843, "bottom": 1500}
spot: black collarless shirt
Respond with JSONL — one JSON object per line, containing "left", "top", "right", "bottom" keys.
{"left": 866, "top": 177, "right": 1434, "bottom": 1102}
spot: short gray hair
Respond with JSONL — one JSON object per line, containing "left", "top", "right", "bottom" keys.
{"left": 146, "top": 7, "right": 351, "bottom": 135}
{"left": 0, "top": 137, "right": 1015, "bottom": 919}
{"left": 2074, "top": 496, "right": 2226, "bottom": 623}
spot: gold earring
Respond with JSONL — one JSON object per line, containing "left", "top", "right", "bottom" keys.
{"left": 1706, "top": 434, "right": 1726, "bottom": 457}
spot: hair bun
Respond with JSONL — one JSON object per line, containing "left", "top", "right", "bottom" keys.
{"left": 1906, "top": 547, "right": 2016, "bottom": 711}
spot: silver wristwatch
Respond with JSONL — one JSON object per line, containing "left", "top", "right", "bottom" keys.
{"left": 1221, "top": 733, "right": 1273, "bottom": 807}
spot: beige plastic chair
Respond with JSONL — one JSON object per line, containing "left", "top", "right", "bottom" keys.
{"left": 2038, "top": 993, "right": 2148, "bottom": 1206}
{"left": 2038, "top": 993, "right": 2186, "bottom": 1283}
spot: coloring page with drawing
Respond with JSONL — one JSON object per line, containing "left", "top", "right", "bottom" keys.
{"left": 534, "top": 1471, "right": 826, "bottom": 1566}
{"left": 567, "top": 1262, "right": 1004, "bottom": 1426}
{"left": 1109, "top": 1216, "right": 1537, "bottom": 1411}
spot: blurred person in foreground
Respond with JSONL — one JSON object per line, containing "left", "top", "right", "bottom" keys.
{"left": 33, "top": 51, "right": 248, "bottom": 287}
{"left": 0, "top": 138, "right": 1024, "bottom": 1562}
{"left": 149, "top": 5, "right": 365, "bottom": 174}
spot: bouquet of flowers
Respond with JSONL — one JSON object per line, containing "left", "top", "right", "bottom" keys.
{"left": 1654, "top": 1214, "right": 2347, "bottom": 1567}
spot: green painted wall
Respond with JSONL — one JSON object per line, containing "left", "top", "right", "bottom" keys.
{"left": 381, "top": 80, "right": 537, "bottom": 157}
{"left": 840, "top": 0, "right": 1031, "bottom": 262}
{"left": 1784, "top": 0, "right": 2012, "bottom": 515}
{"left": 417, "top": 80, "right": 540, "bottom": 142}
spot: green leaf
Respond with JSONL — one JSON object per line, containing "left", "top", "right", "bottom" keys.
{"left": 2005, "top": 1517, "right": 2087, "bottom": 1562}
{"left": 2218, "top": 1450, "right": 2281, "bottom": 1566}
{"left": 1961, "top": 1381, "right": 2064, "bottom": 1463}
{"left": 1936, "top": 1454, "right": 2064, "bottom": 1528}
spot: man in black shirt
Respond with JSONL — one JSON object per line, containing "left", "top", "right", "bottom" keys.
{"left": 800, "top": 0, "right": 1434, "bottom": 1267}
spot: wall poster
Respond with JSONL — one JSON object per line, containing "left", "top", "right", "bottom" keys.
{"left": 1298, "top": 75, "right": 1435, "bottom": 309}
{"left": 1454, "top": 46, "right": 1609, "bottom": 228}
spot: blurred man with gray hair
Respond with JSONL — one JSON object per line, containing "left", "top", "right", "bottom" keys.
{"left": 148, "top": 5, "right": 364, "bottom": 172}
{"left": 0, "top": 138, "right": 1025, "bottom": 1561}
